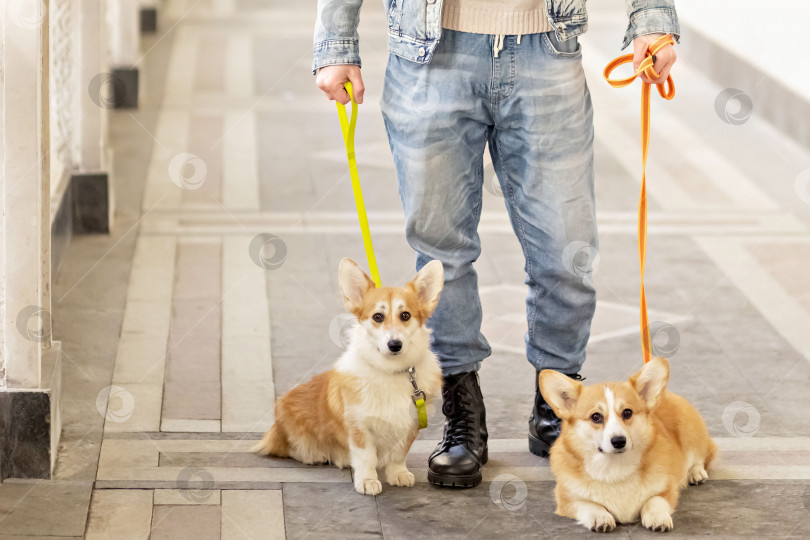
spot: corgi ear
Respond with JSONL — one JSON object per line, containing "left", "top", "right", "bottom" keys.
{"left": 338, "top": 258, "right": 375, "bottom": 317}
{"left": 410, "top": 260, "right": 444, "bottom": 316}
{"left": 538, "top": 370, "right": 582, "bottom": 420}
{"left": 629, "top": 356, "right": 670, "bottom": 409}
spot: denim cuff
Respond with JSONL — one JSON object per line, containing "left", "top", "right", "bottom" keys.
{"left": 441, "top": 361, "right": 482, "bottom": 378}
{"left": 621, "top": 7, "right": 681, "bottom": 50}
{"left": 312, "top": 39, "right": 362, "bottom": 74}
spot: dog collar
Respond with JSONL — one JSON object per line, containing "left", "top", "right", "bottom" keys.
{"left": 408, "top": 366, "right": 428, "bottom": 430}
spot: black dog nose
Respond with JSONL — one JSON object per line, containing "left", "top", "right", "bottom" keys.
{"left": 611, "top": 436, "right": 626, "bottom": 449}
{"left": 387, "top": 340, "right": 402, "bottom": 352}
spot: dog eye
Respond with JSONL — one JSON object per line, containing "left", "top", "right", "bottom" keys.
{"left": 400, "top": 311, "right": 411, "bottom": 321}
{"left": 622, "top": 408, "right": 633, "bottom": 420}
{"left": 372, "top": 313, "right": 384, "bottom": 323}
{"left": 590, "top": 412, "right": 603, "bottom": 424}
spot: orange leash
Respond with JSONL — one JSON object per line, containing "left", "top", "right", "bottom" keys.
{"left": 603, "top": 34, "right": 675, "bottom": 364}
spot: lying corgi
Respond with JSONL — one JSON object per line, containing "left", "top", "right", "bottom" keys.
{"left": 539, "top": 357, "right": 717, "bottom": 532}
{"left": 254, "top": 258, "right": 443, "bottom": 495}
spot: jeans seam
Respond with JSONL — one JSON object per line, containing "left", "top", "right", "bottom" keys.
{"left": 474, "top": 158, "right": 484, "bottom": 252}
{"left": 489, "top": 36, "right": 497, "bottom": 110}
{"left": 492, "top": 137, "right": 538, "bottom": 363}
{"left": 490, "top": 38, "right": 517, "bottom": 105}
{"left": 505, "top": 41, "right": 516, "bottom": 100}
{"left": 472, "top": 162, "right": 489, "bottom": 363}
{"left": 511, "top": 43, "right": 517, "bottom": 95}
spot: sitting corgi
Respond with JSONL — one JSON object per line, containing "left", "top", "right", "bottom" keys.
{"left": 254, "top": 258, "right": 443, "bottom": 495}
{"left": 538, "top": 357, "right": 717, "bottom": 532}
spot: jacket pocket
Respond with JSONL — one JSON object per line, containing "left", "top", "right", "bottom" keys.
{"left": 398, "top": 0, "right": 429, "bottom": 41}
{"left": 386, "top": 0, "right": 399, "bottom": 32}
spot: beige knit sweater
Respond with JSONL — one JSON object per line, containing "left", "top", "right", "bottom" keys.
{"left": 441, "top": 0, "right": 552, "bottom": 35}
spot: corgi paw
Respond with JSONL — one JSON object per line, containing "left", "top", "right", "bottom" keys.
{"left": 582, "top": 511, "right": 616, "bottom": 533}
{"left": 688, "top": 466, "right": 708, "bottom": 485}
{"left": 386, "top": 470, "right": 415, "bottom": 487}
{"left": 642, "top": 510, "right": 673, "bottom": 532}
{"left": 355, "top": 478, "right": 382, "bottom": 496}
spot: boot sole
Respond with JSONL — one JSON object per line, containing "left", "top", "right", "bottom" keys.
{"left": 528, "top": 433, "right": 551, "bottom": 458}
{"left": 427, "top": 447, "right": 488, "bottom": 489}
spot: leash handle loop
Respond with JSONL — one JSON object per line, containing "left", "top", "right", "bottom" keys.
{"left": 603, "top": 34, "right": 675, "bottom": 364}
{"left": 336, "top": 82, "right": 382, "bottom": 288}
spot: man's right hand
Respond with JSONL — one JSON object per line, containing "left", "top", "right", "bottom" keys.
{"left": 316, "top": 65, "right": 365, "bottom": 105}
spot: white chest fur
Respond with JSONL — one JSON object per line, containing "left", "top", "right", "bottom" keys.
{"left": 355, "top": 376, "right": 418, "bottom": 450}
{"left": 336, "top": 352, "right": 440, "bottom": 465}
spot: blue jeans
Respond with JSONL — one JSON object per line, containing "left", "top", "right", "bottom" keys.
{"left": 380, "top": 29, "right": 597, "bottom": 377}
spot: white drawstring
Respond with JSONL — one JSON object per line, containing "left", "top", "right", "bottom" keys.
{"left": 493, "top": 34, "right": 505, "bottom": 57}
{"left": 493, "top": 34, "right": 522, "bottom": 57}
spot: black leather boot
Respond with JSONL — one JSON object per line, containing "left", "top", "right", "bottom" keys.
{"left": 528, "top": 371, "right": 583, "bottom": 457}
{"left": 428, "top": 371, "right": 488, "bottom": 488}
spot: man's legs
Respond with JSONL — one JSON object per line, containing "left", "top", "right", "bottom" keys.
{"left": 488, "top": 30, "right": 597, "bottom": 375}
{"left": 380, "top": 31, "right": 494, "bottom": 377}
{"left": 485, "top": 31, "right": 597, "bottom": 456}
{"left": 380, "top": 30, "right": 495, "bottom": 487}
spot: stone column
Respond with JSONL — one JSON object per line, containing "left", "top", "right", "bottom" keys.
{"left": 0, "top": 0, "right": 62, "bottom": 480}
{"left": 107, "top": 0, "right": 140, "bottom": 108}
{"left": 68, "top": 0, "right": 113, "bottom": 236}
{"left": 78, "top": 0, "right": 110, "bottom": 173}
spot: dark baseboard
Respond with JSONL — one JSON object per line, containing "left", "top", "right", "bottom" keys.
{"left": 0, "top": 344, "right": 62, "bottom": 481}
{"left": 110, "top": 67, "right": 139, "bottom": 109}
{"left": 71, "top": 173, "right": 110, "bottom": 234}
{"left": 51, "top": 172, "right": 111, "bottom": 279}
{"left": 141, "top": 7, "right": 158, "bottom": 33}
{"left": 0, "top": 392, "right": 51, "bottom": 480}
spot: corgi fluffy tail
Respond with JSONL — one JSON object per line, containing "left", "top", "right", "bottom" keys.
{"left": 253, "top": 424, "right": 289, "bottom": 457}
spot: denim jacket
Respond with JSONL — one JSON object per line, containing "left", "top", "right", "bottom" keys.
{"left": 313, "top": 0, "right": 680, "bottom": 73}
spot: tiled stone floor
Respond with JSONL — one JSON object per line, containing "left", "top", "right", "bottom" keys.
{"left": 2, "top": 0, "right": 810, "bottom": 538}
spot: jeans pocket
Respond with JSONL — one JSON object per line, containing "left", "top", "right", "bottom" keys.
{"left": 541, "top": 30, "right": 581, "bottom": 57}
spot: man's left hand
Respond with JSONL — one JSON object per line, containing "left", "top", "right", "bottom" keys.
{"left": 632, "top": 33, "right": 676, "bottom": 84}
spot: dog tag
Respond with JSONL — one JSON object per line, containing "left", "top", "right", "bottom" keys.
{"left": 414, "top": 397, "right": 428, "bottom": 430}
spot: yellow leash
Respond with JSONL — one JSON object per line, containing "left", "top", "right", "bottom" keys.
{"left": 335, "top": 82, "right": 382, "bottom": 288}
{"left": 603, "top": 34, "right": 676, "bottom": 364}
{"left": 335, "top": 83, "right": 428, "bottom": 430}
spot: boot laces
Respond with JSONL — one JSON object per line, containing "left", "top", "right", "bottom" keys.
{"left": 441, "top": 381, "right": 476, "bottom": 448}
